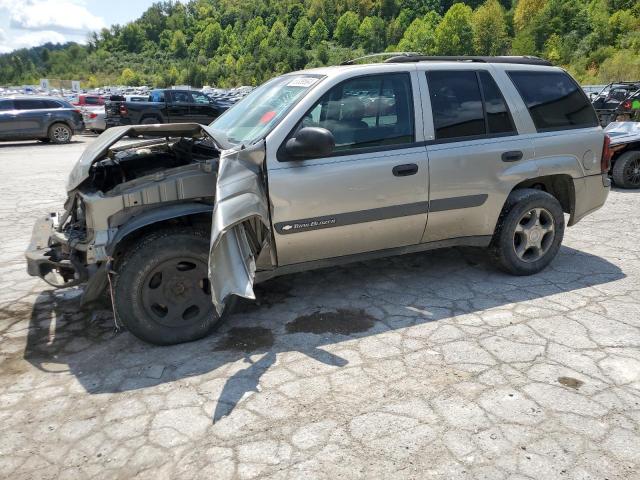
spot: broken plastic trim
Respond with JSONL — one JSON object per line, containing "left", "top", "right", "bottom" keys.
{"left": 208, "top": 140, "right": 271, "bottom": 315}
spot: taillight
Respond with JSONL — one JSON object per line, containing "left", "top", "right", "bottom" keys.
{"left": 89, "top": 113, "right": 97, "bottom": 119}
{"left": 119, "top": 104, "right": 128, "bottom": 116}
{"left": 74, "top": 109, "right": 82, "bottom": 114}
{"left": 601, "top": 134, "right": 612, "bottom": 173}
{"left": 621, "top": 100, "right": 632, "bottom": 111}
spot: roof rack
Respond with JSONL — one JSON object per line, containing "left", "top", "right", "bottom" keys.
{"left": 340, "top": 52, "right": 421, "bottom": 65}
{"left": 383, "top": 55, "right": 553, "bottom": 66}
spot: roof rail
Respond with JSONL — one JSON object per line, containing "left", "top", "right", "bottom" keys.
{"left": 383, "top": 55, "right": 553, "bottom": 66}
{"left": 340, "top": 52, "right": 421, "bottom": 66}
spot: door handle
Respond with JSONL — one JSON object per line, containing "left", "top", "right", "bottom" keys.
{"left": 502, "top": 150, "right": 523, "bottom": 162}
{"left": 392, "top": 163, "right": 419, "bottom": 177}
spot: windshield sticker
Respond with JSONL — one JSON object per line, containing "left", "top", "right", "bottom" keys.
{"left": 286, "top": 77, "right": 318, "bottom": 88}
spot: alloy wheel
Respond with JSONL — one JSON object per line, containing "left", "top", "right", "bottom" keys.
{"left": 513, "top": 207, "right": 555, "bottom": 262}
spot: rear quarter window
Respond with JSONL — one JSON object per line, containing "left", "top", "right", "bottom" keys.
{"left": 508, "top": 70, "right": 598, "bottom": 132}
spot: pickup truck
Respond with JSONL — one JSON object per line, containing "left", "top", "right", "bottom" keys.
{"left": 26, "top": 55, "right": 610, "bottom": 346}
{"left": 105, "top": 89, "right": 224, "bottom": 128}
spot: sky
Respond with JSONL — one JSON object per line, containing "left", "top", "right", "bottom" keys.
{"left": 0, "top": 0, "right": 165, "bottom": 54}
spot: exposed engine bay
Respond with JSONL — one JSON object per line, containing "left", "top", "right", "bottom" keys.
{"left": 88, "top": 136, "right": 220, "bottom": 192}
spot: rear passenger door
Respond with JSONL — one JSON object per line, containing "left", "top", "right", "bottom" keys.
{"left": 0, "top": 99, "right": 17, "bottom": 139}
{"left": 422, "top": 69, "right": 535, "bottom": 242}
{"left": 13, "top": 99, "right": 48, "bottom": 137}
{"left": 189, "top": 91, "right": 219, "bottom": 124}
{"left": 166, "top": 91, "right": 192, "bottom": 122}
{"left": 269, "top": 72, "right": 430, "bottom": 265}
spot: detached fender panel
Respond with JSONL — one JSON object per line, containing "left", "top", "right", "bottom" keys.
{"left": 209, "top": 140, "right": 271, "bottom": 315}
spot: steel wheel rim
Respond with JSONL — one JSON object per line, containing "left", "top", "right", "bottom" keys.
{"left": 624, "top": 158, "right": 640, "bottom": 186}
{"left": 140, "top": 256, "right": 213, "bottom": 328}
{"left": 513, "top": 207, "right": 555, "bottom": 263}
{"left": 53, "top": 126, "right": 70, "bottom": 142}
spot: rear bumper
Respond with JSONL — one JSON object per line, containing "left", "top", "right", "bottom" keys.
{"left": 569, "top": 174, "right": 610, "bottom": 226}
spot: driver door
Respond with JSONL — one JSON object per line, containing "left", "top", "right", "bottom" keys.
{"left": 268, "top": 72, "right": 429, "bottom": 266}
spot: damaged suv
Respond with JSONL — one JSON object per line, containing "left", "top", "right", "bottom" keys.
{"left": 26, "top": 56, "right": 610, "bottom": 345}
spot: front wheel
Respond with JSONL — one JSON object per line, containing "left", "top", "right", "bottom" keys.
{"left": 491, "top": 189, "right": 565, "bottom": 276}
{"left": 113, "top": 229, "right": 219, "bottom": 345}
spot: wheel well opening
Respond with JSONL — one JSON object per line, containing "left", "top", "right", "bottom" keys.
{"left": 111, "top": 212, "right": 212, "bottom": 266}
{"left": 512, "top": 174, "right": 574, "bottom": 215}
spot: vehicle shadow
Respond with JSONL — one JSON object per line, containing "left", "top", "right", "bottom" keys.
{"left": 23, "top": 245, "right": 625, "bottom": 422}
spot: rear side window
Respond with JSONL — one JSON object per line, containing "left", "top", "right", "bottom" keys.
{"left": 427, "top": 70, "right": 515, "bottom": 140}
{"left": 14, "top": 99, "right": 46, "bottom": 110}
{"left": 150, "top": 91, "right": 165, "bottom": 102}
{"left": 478, "top": 71, "right": 514, "bottom": 135}
{"left": 84, "top": 96, "right": 101, "bottom": 105}
{"left": 508, "top": 71, "right": 598, "bottom": 131}
{"left": 0, "top": 100, "right": 13, "bottom": 110}
{"left": 43, "top": 100, "right": 64, "bottom": 108}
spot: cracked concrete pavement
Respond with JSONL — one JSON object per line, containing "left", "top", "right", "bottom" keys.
{"left": 1, "top": 136, "right": 640, "bottom": 479}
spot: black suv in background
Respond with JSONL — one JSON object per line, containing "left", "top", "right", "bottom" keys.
{"left": 0, "top": 96, "right": 84, "bottom": 144}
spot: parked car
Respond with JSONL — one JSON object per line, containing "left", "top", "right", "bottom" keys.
{"left": 26, "top": 56, "right": 610, "bottom": 345}
{"left": 604, "top": 122, "right": 640, "bottom": 188}
{"left": 105, "top": 89, "right": 225, "bottom": 128}
{"left": 0, "top": 96, "right": 84, "bottom": 143}
{"left": 81, "top": 105, "right": 106, "bottom": 133}
{"left": 72, "top": 94, "right": 105, "bottom": 107}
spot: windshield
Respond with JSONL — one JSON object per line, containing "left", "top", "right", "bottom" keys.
{"left": 208, "top": 74, "right": 323, "bottom": 146}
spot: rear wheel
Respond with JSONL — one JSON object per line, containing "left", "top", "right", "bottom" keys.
{"left": 48, "top": 123, "right": 72, "bottom": 144}
{"left": 491, "top": 189, "right": 565, "bottom": 275}
{"left": 114, "top": 229, "right": 219, "bottom": 345}
{"left": 611, "top": 150, "right": 640, "bottom": 189}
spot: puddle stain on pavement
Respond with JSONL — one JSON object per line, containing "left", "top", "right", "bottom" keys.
{"left": 286, "top": 309, "right": 375, "bottom": 336}
{"left": 558, "top": 376, "right": 584, "bottom": 389}
{"left": 214, "top": 326, "right": 274, "bottom": 352}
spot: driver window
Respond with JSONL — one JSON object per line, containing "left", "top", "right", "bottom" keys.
{"left": 297, "top": 73, "right": 414, "bottom": 152}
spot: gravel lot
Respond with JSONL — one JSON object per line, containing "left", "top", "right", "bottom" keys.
{"left": 1, "top": 135, "right": 639, "bottom": 479}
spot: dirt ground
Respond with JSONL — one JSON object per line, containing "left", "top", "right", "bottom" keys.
{"left": 1, "top": 136, "right": 639, "bottom": 479}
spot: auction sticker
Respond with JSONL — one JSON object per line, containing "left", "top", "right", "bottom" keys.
{"left": 287, "top": 77, "right": 319, "bottom": 88}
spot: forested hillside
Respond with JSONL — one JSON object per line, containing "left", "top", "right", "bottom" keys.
{"left": 1, "top": 0, "right": 639, "bottom": 87}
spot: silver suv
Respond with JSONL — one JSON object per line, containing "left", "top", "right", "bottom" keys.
{"left": 26, "top": 56, "right": 611, "bottom": 345}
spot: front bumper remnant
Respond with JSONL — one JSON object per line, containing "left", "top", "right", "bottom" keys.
{"left": 25, "top": 213, "right": 84, "bottom": 288}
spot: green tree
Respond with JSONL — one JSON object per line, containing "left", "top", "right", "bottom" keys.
{"left": 119, "top": 67, "right": 139, "bottom": 85}
{"left": 334, "top": 11, "right": 360, "bottom": 47}
{"left": 397, "top": 12, "right": 441, "bottom": 53}
{"left": 513, "top": 0, "right": 547, "bottom": 32}
{"left": 292, "top": 17, "right": 313, "bottom": 48}
{"left": 309, "top": 18, "right": 329, "bottom": 45}
{"left": 358, "top": 16, "right": 386, "bottom": 52}
{"left": 170, "top": 30, "right": 187, "bottom": 57}
{"left": 472, "top": 0, "right": 509, "bottom": 55}
{"left": 387, "top": 9, "right": 413, "bottom": 46}
{"left": 434, "top": 3, "right": 474, "bottom": 55}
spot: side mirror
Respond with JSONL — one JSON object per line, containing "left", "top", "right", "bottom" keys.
{"left": 285, "top": 127, "right": 335, "bottom": 159}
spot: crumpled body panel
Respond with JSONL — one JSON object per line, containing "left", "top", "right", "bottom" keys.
{"left": 208, "top": 140, "right": 271, "bottom": 315}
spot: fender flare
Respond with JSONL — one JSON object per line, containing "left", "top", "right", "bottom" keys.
{"left": 106, "top": 202, "right": 213, "bottom": 254}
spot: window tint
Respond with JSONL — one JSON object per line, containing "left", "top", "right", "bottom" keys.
{"left": 14, "top": 99, "right": 47, "bottom": 110}
{"left": 84, "top": 96, "right": 101, "bottom": 105}
{"left": 173, "top": 91, "right": 191, "bottom": 103}
{"left": 478, "top": 71, "right": 515, "bottom": 134}
{"left": 428, "top": 71, "right": 485, "bottom": 140}
{"left": 508, "top": 71, "right": 598, "bottom": 131}
{"left": 297, "top": 73, "right": 414, "bottom": 153}
{"left": 0, "top": 100, "right": 13, "bottom": 110}
{"left": 43, "top": 99, "right": 64, "bottom": 109}
{"left": 190, "top": 92, "right": 210, "bottom": 104}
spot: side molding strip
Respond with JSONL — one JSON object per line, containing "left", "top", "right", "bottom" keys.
{"left": 274, "top": 194, "right": 488, "bottom": 235}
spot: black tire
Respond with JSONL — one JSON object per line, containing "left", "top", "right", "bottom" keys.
{"left": 491, "top": 189, "right": 565, "bottom": 276}
{"left": 48, "top": 123, "right": 72, "bottom": 144}
{"left": 38, "top": 138, "right": 50, "bottom": 143}
{"left": 611, "top": 150, "right": 640, "bottom": 189}
{"left": 113, "top": 229, "right": 220, "bottom": 345}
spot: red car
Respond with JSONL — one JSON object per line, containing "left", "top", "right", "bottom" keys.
{"left": 72, "top": 94, "right": 104, "bottom": 107}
